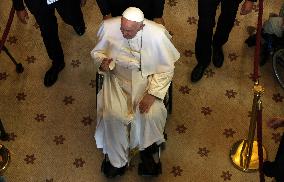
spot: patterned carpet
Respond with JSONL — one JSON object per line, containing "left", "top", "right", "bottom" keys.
{"left": 0, "top": 0, "right": 283, "bottom": 182}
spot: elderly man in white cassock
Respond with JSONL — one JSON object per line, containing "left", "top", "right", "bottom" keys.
{"left": 91, "top": 7, "right": 180, "bottom": 178}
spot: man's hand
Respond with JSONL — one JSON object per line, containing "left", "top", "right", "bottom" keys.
{"left": 267, "top": 117, "right": 284, "bottom": 129}
{"left": 240, "top": 0, "right": 254, "bottom": 15}
{"left": 139, "top": 94, "right": 156, "bottom": 114}
{"left": 103, "top": 14, "right": 112, "bottom": 20}
{"left": 99, "top": 58, "right": 112, "bottom": 72}
{"left": 16, "top": 9, "right": 29, "bottom": 24}
{"left": 81, "top": 0, "right": 87, "bottom": 7}
{"left": 153, "top": 18, "right": 165, "bottom": 26}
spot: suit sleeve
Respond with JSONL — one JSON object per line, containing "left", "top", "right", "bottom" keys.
{"left": 12, "top": 0, "right": 25, "bottom": 11}
{"left": 153, "top": 0, "right": 165, "bottom": 18}
{"left": 95, "top": 0, "right": 111, "bottom": 16}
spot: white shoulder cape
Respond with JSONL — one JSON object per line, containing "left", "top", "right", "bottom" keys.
{"left": 93, "top": 17, "right": 180, "bottom": 77}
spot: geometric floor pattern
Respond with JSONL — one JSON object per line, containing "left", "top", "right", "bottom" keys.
{"left": 0, "top": 0, "right": 283, "bottom": 181}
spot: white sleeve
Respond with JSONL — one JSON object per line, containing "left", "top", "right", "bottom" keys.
{"left": 90, "top": 22, "right": 109, "bottom": 71}
{"left": 147, "top": 70, "right": 174, "bottom": 100}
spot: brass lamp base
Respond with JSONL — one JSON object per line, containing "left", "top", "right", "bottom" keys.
{"left": 230, "top": 139, "right": 267, "bottom": 172}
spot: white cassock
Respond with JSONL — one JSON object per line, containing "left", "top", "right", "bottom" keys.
{"left": 91, "top": 17, "right": 180, "bottom": 168}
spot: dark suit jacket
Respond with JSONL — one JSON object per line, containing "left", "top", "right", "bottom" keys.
{"left": 95, "top": 0, "right": 165, "bottom": 20}
{"left": 12, "top": 0, "right": 25, "bottom": 11}
{"left": 12, "top": 0, "right": 51, "bottom": 12}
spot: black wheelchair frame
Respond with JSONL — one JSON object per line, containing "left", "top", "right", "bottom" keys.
{"left": 263, "top": 34, "right": 284, "bottom": 89}
{"left": 272, "top": 48, "right": 284, "bottom": 89}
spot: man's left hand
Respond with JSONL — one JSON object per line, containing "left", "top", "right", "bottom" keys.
{"left": 139, "top": 94, "right": 156, "bottom": 113}
{"left": 240, "top": 0, "right": 254, "bottom": 15}
{"left": 81, "top": 0, "right": 87, "bottom": 7}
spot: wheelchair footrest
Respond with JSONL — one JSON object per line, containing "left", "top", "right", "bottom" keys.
{"left": 138, "top": 161, "right": 162, "bottom": 176}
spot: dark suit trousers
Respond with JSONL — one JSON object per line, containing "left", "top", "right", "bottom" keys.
{"left": 275, "top": 133, "right": 284, "bottom": 181}
{"left": 24, "top": 0, "right": 84, "bottom": 63}
{"left": 96, "top": 0, "right": 165, "bottom": 20}
{"left": 195, "top": 0, "right": 242, "bottom": 66}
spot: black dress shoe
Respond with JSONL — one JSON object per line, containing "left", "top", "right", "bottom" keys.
{"left": 44, "top": 62, "right": 65, "bottom": 87}
{"left": 245, "top": 34, "right": 256, "bottom": 47}
{"left": 0, "top": 132, "right": 9, "bottom": 141}
{"left": 190, "top": 64, "right": 207, "bottom": 82}
{"left": 212, "top": 46, "right": 224, "bottom": 68}
{"left": 102, "top": 160, "right": 126, "bottom": 178}
{"left": 263, "top": 161, "right": 277, "bottom": 177}
{"left": 139, "top": 149, "right": 160, "bottom": 176}
{"left": 73, "top": 25, "right": 85, "bottom": 36}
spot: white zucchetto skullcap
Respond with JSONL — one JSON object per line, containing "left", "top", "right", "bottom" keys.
{"left": 122, "top": 7, "right": 144, "bottom": 22}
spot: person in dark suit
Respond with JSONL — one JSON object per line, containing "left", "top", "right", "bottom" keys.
{"left": 264, "top": 117, "right": 284, "bottom": 182}
{"left": 12, "top": 0, "right": 86, "bottom": 87}
{"left": 95, "top": 0, "right": 165, "bottom": 24}
{"left": 190, "top": 0, "right": 257, "bottom": 82}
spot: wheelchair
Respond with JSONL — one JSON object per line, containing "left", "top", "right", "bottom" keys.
{"left": 272, "top": 43, "right": 284, "bottom": 89}
{"left": 96, "top": 72, "right": 172, "bottom": 176}
{"left": 246, "top": 32, "right": 284, "bottom": 89}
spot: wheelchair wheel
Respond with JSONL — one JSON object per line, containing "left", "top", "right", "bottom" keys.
{"left": 96, "top": 73, "right": 104, "bottom": 94}
{"left": 163, "top": 83, "right": 172, "bottom": 114}
{"left": 272, "top": 49, "right": 284, "bottom": 89}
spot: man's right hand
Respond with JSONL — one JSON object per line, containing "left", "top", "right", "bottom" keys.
{"left": 16, "top": 9, "right": 29, "bottom": 24}
{"left": 240, "top": 0, "right": 253, "bottom": 15}
{"left": 99, "top": 58, "right": 112, "bottom": 72}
